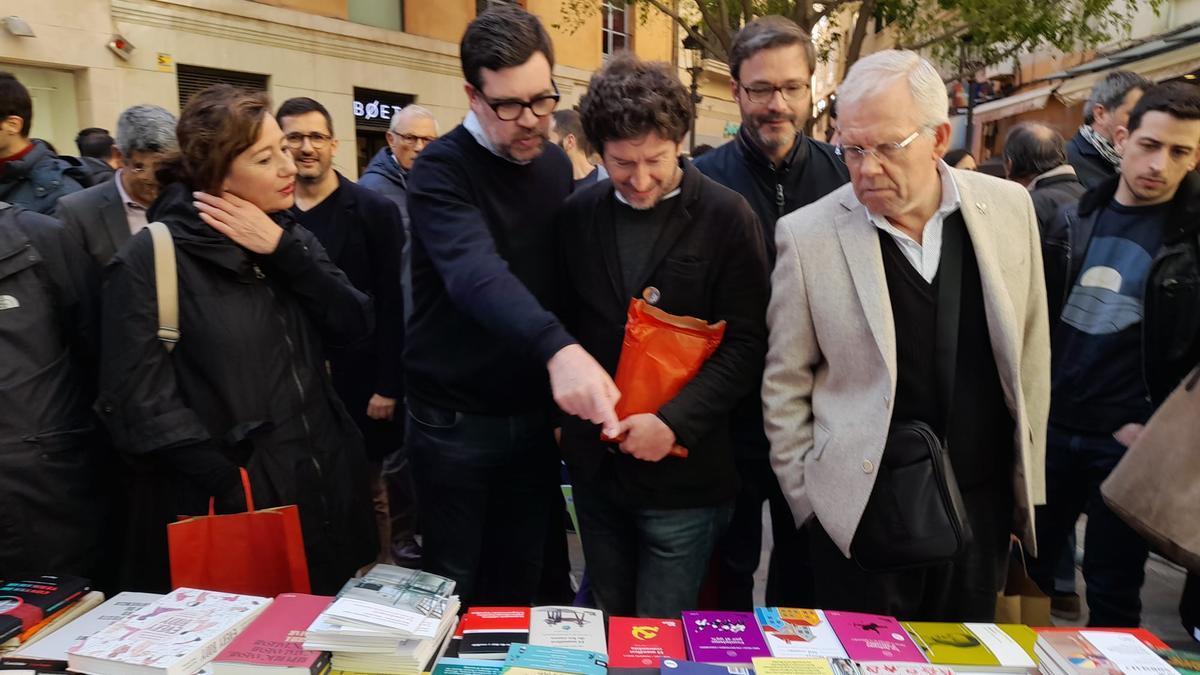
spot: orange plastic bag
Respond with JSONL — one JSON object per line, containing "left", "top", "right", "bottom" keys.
{"left": 168, "top": 468, "right": 311, "bottom": 596}
{"left": 604, "top": 299, "right": 726, "bottom": 458}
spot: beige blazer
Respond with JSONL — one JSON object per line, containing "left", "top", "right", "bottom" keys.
{"left": 763, "top": 167, "right": 1050, "bottom": 558}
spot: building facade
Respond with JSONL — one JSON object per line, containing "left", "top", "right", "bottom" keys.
{"left": 0, "top": 0, "right": 739, "bottom": 177}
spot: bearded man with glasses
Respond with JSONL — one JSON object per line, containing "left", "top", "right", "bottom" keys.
{"left": 763, "top": 49, "right": 1050, "bottom": 620}
{"left": 693, "top": 15, "right": 848, "bottom": 612}
{"left": 405, "top": 5, "right": 618, "bottom": 608}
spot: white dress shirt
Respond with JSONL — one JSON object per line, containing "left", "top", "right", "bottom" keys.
{"left": 865, "top": 160, "right": 962, "bottom": 283}
{"left": 114, "top": 169, "right": 149, "bottom": 235}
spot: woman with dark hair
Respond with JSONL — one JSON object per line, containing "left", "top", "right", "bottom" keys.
{"left": 97, "top": 85, "right": 378, "bottom": 594}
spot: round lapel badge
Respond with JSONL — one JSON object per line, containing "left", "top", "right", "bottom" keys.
{"left": 642, "top": 286, "right": 661, "bottom": 305}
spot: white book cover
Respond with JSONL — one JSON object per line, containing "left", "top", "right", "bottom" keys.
{"left": 529, "top": 606, "right": 607, "bottom": 655}
{"left": 8, "top": 592, "right": 161, "bottom": 663}
{"left": 754, "top": 608, "right": 848, "bottom": 659}
{"left": 67, "top": 588, "right": 270, "bottom": 675}
{"left": 963, "top": 624, "right": 1035, "bottom": 669}
{"left": 1079, "top": 631, "right": 1177, "bottom": 675}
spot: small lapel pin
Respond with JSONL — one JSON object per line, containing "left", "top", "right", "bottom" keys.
{"left": 975, "top": 201, "right": 988, "bottom": 213}
{"left": 642, "top": 286, "right": 661, "bottom": 305}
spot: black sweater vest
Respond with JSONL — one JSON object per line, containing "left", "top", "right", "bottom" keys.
{"left": 878, "top": 210, "right": 1014, "bottom": 490}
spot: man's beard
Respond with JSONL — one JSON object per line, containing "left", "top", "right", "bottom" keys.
{"left": 749, "top": 112, "right": 798, "bottom": 149}
{"left": 498, "top": 130, "right": 548, "bottom": 161}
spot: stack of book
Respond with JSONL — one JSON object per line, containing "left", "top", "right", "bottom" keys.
{"left": 0, "top": 575, "right": 101, "bottom": 658}
{"left": 1034, "top": 628, "right": 1178, "bottom": 675}
{"left": 302, "top": 564, "right": 460, "bottom": 675}
{"left": 65, "top": 587, "right": 272, "bottom": 675}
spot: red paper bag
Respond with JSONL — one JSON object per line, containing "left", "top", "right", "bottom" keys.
{"left": 168, "top": 468, "right": 311, "bottom": 596}
{"left": 604, "top": 299, "right": 726, "bottom": 457}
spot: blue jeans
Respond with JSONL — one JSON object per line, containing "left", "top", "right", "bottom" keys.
{"left": 1030, "top": 424, "right": 1151, "bottom": 627}
{"left": 574, "top": 480, "right": 732, "bottom": 617}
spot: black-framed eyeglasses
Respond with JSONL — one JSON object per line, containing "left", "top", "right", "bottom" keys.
{"left": 835, "top": 129, "right": 926, "bottom": 164}
{"left": 396, "top": 133, "right": 437, "bottom": 146}
{"left": 284, "top": 132, "right": 332, "bottom": 150}
{"left": 740, "top": 82, "right": 810, "bottom": 104}
{"left": 481, "top": 82, "right": 561, "bottom": 122}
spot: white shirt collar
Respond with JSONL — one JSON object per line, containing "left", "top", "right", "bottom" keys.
{"left": 114, "top": 168, "right": 145, "bottom": 210}
{"left": 612, "top": 163, "right": 683, "bottom": 207}
{"left": 463, "top": 111, "right": 531, "bottom": 166}
{"left": 864, "top": 160, "right": 962, "bottom": 283}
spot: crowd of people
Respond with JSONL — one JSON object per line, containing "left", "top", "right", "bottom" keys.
{"left": 0, "top": 3, "right": 1197, "bottom": 638}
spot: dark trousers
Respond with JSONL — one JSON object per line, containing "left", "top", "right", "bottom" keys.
{"left": 808, "top": 482, "right": 1009, "bottom": 621}
{"left": 574, "top": 478, "right": 732, "bottom": 617}
{"left": 407, "top": 398, "right": 565, "bottom": 608}
{"left": 1029, "top": 424, "right": 1150, "bottom": 627}
{"left": 382, "top": 445, "right": 422, "bottom": 564}
{"left": 1182, "top": 573, "right": 1200, "bottom": 641}
{"left": 714, "top": 455, "right": 814, "bottom": 609}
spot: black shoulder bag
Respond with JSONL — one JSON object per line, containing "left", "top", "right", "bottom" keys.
{"left": 850, "top": 214, "right": 974, "bottom": 572}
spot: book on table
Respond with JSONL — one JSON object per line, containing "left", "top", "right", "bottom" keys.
{"left": 529, "top": 606, "right": 606, "bottom": 655}
{"left": 823, "top": 612, "right": 926, "bottom": 664}
{"left": 65, "top": 588, "right": 271, "bottom": 675}
{"left": 502, "top": 643, "right": 608, "bottom": 675}
{"left": 1034, "top": 629, "right": 1177, "bottom": 675}
{"left": 753, "top": 609, "right": 847, "bottom": 660}
{"left": 457, "top": 607, "right": 531, "bottom": 660}
{"left": 1, "top": 591, "right": 154, "bottom": 670}
{"left": 901, "top": 622, "right": 1037, "bottom": 673}
{"left": 607, "top": 617, "right": 686, "bottom": 669}
{"left": 681, "top": 612, "right": 772, "bottom": 665}
{"left": 210, "top": 593, "right": 333, "bottom": 675}
{"left": 0, "top": 576, "right": 92, "bottom": 648}
{"left": 752, "top": 656, "right": 861, "bottom": 675}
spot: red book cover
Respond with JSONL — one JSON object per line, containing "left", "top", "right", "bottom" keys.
{"left": 459, "top": 607, "right": 532, "bottom": 659}
{"left": 608, "top": 617, "right": 687, "bottom": 668}
{"left": 211, "top": 593, "right": 333, "bottom": 674}
{"left": 1034, "top": 628, "right": 1169, "bottom": 650}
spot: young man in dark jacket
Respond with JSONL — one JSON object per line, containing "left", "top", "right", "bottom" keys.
{"left": 277, "top": 97, "right": 418, "bottom": 566}
{"left": 1033, "top": 82, "right": 1200, "bottom": 628}
{"left": 558, "top": 53, "right": 769, "bottom": 617}
{"left": 0, "top": 202, "right": 107, "bottom": 581}
{"left": 405, "top": 5, "right": 619, "bottom": 608}
{"left": 692, "top": 15, "right": 847, "bottom": 609}
{"left": 0, "top": 72, "right": 86, "bottom": 214}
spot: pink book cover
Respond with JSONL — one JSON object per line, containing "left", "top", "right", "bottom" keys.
{"left": 824, "top": 612, "right": 926, "bottom": 663}
{"left": 212, "top": 593, "right": 332, "bottom": 670}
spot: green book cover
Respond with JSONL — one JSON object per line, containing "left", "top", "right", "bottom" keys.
{"left": 1156, "top": 649, "right": 1200, "bottom": 675}
{"left": 902, "top": 622, "right": 1000, "bottom": 667}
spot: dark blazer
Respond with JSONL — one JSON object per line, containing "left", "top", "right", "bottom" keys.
{"left": 55, "top": 179, "right": 130, "bottom": 268}
{"left": 556, "top": 159, "right": 770, "bottom": 509}
{"left": 301, "top": 174, "right": 406, "bottom": 460}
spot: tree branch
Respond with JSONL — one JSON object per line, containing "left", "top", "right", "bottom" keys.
{"left": 898, "top": 23, "right": 970, "bottom": 51}
{"left": 640, "top": 0, "right": 726, "bottom": 58}
{"left": 845, "top": 0, "right": 877, "bottom": 68}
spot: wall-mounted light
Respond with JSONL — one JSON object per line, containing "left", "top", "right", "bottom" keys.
{"left": 107, "top": 34, "right": 135, "bottom": 60}
{"left": 2, "top": 16, "right": 36, "bottom": 38}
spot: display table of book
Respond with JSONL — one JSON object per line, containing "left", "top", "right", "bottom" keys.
{"left": 1, "top": 569, "right": 1196, "bottom": 675}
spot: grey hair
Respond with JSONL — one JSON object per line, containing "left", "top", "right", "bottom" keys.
{"left": 1084, "top": 70, "right": 1152, "bottom": 125}
{"left": 115, "top": 104, "right": 178, "bottom": 157}
{"left": 1003, "top": 121, "right": 1067, "bottom": 180}
{"left": 837, "top": 49, "right": 949, "bottom": 129}
{"left": 389, "top": 104, "right": 438, "bottom": 133}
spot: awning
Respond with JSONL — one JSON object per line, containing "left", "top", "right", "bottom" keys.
{"left": 1049, "top": 23, "right": 1200, "bottom": 106}
{"left": 971, "top": 85, "right": 1055, "bottom": 124}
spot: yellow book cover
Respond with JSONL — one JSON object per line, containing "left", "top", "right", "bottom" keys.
{"left": 902, "top": 623, "right": 1000, "bottom": 667}
{"left": 752, "top": 657, "right": 837, "bottom": 675}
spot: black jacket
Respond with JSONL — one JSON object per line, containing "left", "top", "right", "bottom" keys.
{"left": 0, "top": 141, "right": 87, "bottom": 216}
{"left": 96, "top": 183, "right": 378, "bottom": 593}
{"left": 78, "top": 157, "right": 116, "bottom": 186}
{"left": 556, "top": 160, "right": 770, "bottom": 509}
{"left": 1043, "top": 172, "right": 1200, "bottom": 406}
{"left": 295, "top": 174, "right": 406, "bottom": 460}
{"left": 0, "top": 202, "right": 106, "bottom": 579}
{"left": 1029, "top": 170, "right": 1087, "bottom": 236}
{"left": 1066, "top": 130, "right": 1118, "bottom": 191}
{"left": 693, "top": 127, "right": 848, "bottom": 264}
{"left": 1142, "top": 172, "right": 1200, "bottom": 404}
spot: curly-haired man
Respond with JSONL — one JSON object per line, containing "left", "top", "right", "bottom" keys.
{"left": 556, "top": 52, "right": 770, "bottom": 616}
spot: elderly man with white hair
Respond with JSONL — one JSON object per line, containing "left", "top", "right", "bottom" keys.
{"left": 762, "top": 49, "right": 1050, "bottom": 620}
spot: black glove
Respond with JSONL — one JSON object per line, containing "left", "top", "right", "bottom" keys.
{"left": 152, "top": 442, "right": 248, "bottom": 514}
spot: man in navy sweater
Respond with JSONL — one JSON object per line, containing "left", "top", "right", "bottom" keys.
{"left": 404, "top": 5, "right": 619, "bottom": 607}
